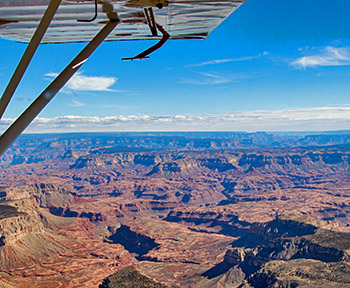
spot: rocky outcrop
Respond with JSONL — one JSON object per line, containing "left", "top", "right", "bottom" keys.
{"left": 0, "top": 204, "right": 26, "bottom": 220}
{"left": 165, "top": 208, "right": 250, "bottom": 237}
{"left": 0, "top": 198, "right": 62, "bottom": 268}
{"left": 48, "top": 206, "right": 105, "bottom": 221}
{"left": 106, "top": 225, "right": 159, "bottom": 260}
{"left": 134, "top": 154, "right": 157, "bottom": 166}
{"left": 105, "top": 218, "right": 234, "bottom": 266}
{"left": 0, "top": 195, "right": 133, "bottom": 288}
{"left": 63, "top": 147, "right": 350, "bottom": 202}
{"left": 232, "top": 215, "right": 319, "bottom": 247}
{"left": 202, "top": 215, "right": 350, "bottom": 287}
{"left": 145, "top": 158, "right": 202, "bottom": 177}
{"left": 26, "top": 183, "right": 76, "bottom": 208}
{"left": 247, "top": 259, "right": 350, "bottom": 288}
{"left": 68, "top": 147, "right": 350, "bottom": 176}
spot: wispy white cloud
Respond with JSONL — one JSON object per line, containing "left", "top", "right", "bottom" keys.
{"left": 181, "top": 71, "right": 249, "bottom": 85}
{"left": 292, "top": 46, "right": 350, "bottom": 68}
{"left": 1, "top": 107, "right": 350, "bottom": 133}
{"left": 46, "top": 72, "right": 117, "bottom": 91}
{"left": 189, "top": 56, "right": 256, "bottom": 67}
{"left": 181, "top": 72, "right": 232, "bottom": 85}
{"left": 68, "top": 100, "right": 85, "bottom": 107}
{"left": 182, "top": 52, "right": 267, "bottom": 85}
{"left": 189, "top": 52, "right": 269, "bottom": 68}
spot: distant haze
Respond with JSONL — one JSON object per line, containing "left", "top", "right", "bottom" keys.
{"left": 1, "top": 106, "right": 350, "bottom": 133}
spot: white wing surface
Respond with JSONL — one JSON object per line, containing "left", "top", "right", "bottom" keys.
{"left": 0, "top": 0, "right": 246, "bottom": 43}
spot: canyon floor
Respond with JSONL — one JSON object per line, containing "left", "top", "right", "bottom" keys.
{"left": 1, "top": 132, "right": 350, "bottom": 287}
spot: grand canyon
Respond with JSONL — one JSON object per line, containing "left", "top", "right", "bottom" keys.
{"left": 1, "top": 132, "right": 350, "bottom": 287}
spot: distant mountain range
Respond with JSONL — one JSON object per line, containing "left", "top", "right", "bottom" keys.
{"left": 2, "top": 131, "right": 350, "bottom": 167}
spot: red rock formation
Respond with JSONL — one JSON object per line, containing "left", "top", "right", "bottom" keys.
{"left": 0, "top": 195, "right": 133, "bottom": 287}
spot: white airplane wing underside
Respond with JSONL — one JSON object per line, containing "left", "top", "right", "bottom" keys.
{"left": 0, "top": 0, "right": 246, "bottom": 43}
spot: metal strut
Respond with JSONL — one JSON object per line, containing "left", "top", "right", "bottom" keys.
{"left": 77, "top": 0, "right": 98, "bottom": 22}
{"left": 0, "top": 0, "right": 63, "bottom": 119}
{"left": 0, "top": 19, "right": 119, "bottom": 157}
{"left": 144, "top": 7, "right": 158, "bottom": 36}
{"left": 122, "top": 24, "right": 169, "bottom": 60}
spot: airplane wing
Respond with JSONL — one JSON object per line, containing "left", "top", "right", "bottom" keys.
{"left": 0, "top": 0, "right": 246, "bottom": 43}
{"left": 0, "top": 0, "right": 246, "bottom": 157}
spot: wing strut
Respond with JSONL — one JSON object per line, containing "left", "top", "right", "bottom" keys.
{"left": 0, "top": 0, "right": 62, "bottom": 119}
{"left": 0, "top": 18, "right": 120, "bottom": 157}
{"left": 122, "top": 24, "right": 169, "bottom": 60}
{"left": 144, "top": 7, "right": 158, "bottom": 36}
{"left": 77, "top": 0, "right": 98, "bottom": 22}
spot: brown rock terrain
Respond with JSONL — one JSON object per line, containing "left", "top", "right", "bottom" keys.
{"left": 0, "top": 190, "right": 133, "bottom": 288}
{"left": 1, "top": 132, "right": 350, "bottom": 287}
{"left": 105, "top": 218, "right": 235, "bottom": 286}
{"left": 205, "top": 215, "right": 350, "bottom": 288}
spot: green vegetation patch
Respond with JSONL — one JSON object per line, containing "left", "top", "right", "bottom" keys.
{"left": 99, "top": 266, "right": 169, "bottom": 288}
{"left": 306, "top": 228, "right": 350, "bottom": 251}
{"left": 255, "top": 259, "right": 350, "bottom": 287}
{"left": 0, "top": 204, "right": 26, "bottom": 220}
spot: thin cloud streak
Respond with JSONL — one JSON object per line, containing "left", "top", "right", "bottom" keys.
{"left": 1, "top": 107, "right": 350, "bottom": 133}
{"left": 180, "top": 71, "right": 249, "bottom": 85}
{"left": 182, "top": 52, "right": 267, "bottom": 85}
{"left": 292, "top": 46, "right": 350, "bottom": 68}
{"left": 189, "top": 52, "right": 269, "bottom": 68}
{"left": 46, "top": 72, "right": 117, "bottom": 91}
{"left": 181, "top": 72, "right": 231, "bottom": 85}
{"left": 68, "top": 100, "right": 85, "bottom": 107}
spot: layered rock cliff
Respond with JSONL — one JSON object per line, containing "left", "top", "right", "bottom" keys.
{"left": 201, "top": 215, "right": 350, "bottom": 288}
{"left": 0, "top": 188, "right": 133, "bottom": 288}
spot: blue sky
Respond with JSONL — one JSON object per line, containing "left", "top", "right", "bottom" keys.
{"left": 1, "top": 0, "right": 350, "bottom": 132}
